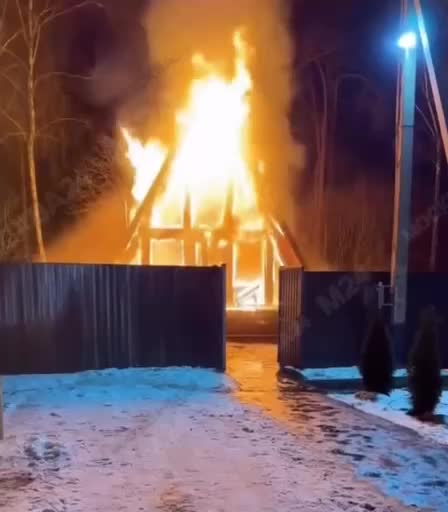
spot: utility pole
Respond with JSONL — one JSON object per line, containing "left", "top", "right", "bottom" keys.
{"left": 391, "top": 1, "right": 418, "bottom": 329}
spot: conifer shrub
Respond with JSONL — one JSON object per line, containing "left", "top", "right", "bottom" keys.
{"left": 360, "top": 312, "right": 394, "bottom": 395}
{"left": 408, "top": 307, "right": 442, "bottom": 418}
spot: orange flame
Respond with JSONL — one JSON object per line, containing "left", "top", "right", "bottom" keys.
{"left": 122, "top": 128, "right": 167, "bottom": 204}
{"left": 123, "top": 30, "right": 262, "bottom": 231}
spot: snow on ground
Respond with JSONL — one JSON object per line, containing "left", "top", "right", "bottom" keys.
{"left": 332, "top": 389, "right": 448, "bottom": 446}
{"left": 302, "top": 366, "right": 448, "bottom": 382}
{"left": 4, "top": 367, "right": 238, "bottom": 395}
{"left": 310, "top": 365, "right": 448, "bottom": 446}
{"left": 0, "top": 366, "right": 409, "bottom": 512}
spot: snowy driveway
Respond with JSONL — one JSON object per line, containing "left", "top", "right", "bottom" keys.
{"left": 0, "top": 343, "right": 442, "bottom": 511}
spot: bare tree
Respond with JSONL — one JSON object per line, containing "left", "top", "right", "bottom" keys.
{"left": 313, "top": 61, "right": 329, "bottom": 254}
{"left": 306, "top": 61, "right": 373, "bottom": 262}
{"left": 324, "top": 181, "right": 391, "bottom": 270}
{"left": 0, "top": 0, "right": 99, "bottom": 261}
{"left": 417, "top": 71, "right": 442, "bottom": 271}
{"left": 0, "top": 135, "right": 115, "bottom": 262}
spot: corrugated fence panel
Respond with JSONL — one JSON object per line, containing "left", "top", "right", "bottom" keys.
{"left": 298, "top": 272, "right": 384, "bottom": 369}
{"left": 133, "top": 265, "right": 175, "bottom": 368}
{"left": 280, "top": 270, "right": 448, "bottom": 369}
{"left": 406, "top": 273, "right": 448, "bottom": 367}
{"left": 172, "top": 266, "right": 226, "bottom": 370}
{"left": 0, "top": 263, "right": 225, "bottom": 374}
{"left": 278, "top": 267, "right": 303, "bottom": 368}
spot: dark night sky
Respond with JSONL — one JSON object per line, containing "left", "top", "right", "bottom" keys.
{"left": 291, "top": 0, "right": 398, "bottom": 182}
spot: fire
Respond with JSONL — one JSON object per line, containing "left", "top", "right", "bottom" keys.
{"left": 158, "top": 38, "right": 260, "bottom": 229}
{"left": 122, "top": 129, "right": 167, "bottom": 204}
{"left": 124, "top": 31, "right": 262, "bottom": 230}
{"left": 122, "top": 30, "right": 284, "bottom": 309}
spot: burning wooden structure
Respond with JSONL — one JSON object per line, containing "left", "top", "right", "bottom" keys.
{"left": 121, "top": 30, "right": 301, "bottom": 309}
{"left": 125, "top": 184, "right": 301, "bottom": 308}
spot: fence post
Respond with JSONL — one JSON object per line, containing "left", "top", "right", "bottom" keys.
{"left": 221, "top": 265, "right": 227, "bottom": 372}
{"left": 376, "top": 281, "right": 393, "bottom": 311}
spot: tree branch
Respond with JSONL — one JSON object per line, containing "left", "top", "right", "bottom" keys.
{"left": 39, "top": 1, "right": 104, "bottom": 31}
{"left": 0, "top": 46, "right": 28, "bottom": 69}
{"left": 14, "top": 0, "right": 29, "bottom": 46}
{"left": 0, "top": 107, "right": 26, "bottom": 135}
{"left": 424, "top": 71, "right": 438, "bottom": 138}
{"left": 35, "top": 70, "right": 91, "bottom": 87}
{"left": 0, "top": 70, "right": 25, "bottom": 97}
{"left": 37, "top": 4, "right": 53, "bottom": 26}
{"left": 38, "top": 117, "right": 90, "bottom": 133}
{"left": 26, "top": 1, "right": 104, "bottom": 65}
{"left": 0, "top": 27, "right": 24, "bottom": 57}
{"left": 416, "top": 104, "right": 436, "bottom": 138}
{"left": 32, "top": 19, "right": 42, "bottom": 65}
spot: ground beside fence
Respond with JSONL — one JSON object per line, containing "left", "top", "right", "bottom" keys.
{"left": 1, "top": 344, "right": 447, "bottom": 511}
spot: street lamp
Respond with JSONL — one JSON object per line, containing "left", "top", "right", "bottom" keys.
{"left": 398, "top": 31, "right": 417, "bottom": 50}
{"left": 390, "top": 8, "right": 418, "bottom": 342}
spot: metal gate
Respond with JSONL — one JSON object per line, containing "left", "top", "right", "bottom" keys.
{"left": 0, "top": 263, "right": 226, "bottom": 374}
{"left": 278, "top": 267, "right": 303, "bottom": 368}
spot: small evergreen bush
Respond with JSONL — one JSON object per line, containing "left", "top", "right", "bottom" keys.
{"left": 408, "top": 307, "right": 442, "bottom": 418}
{"left": 360, "top": 312, "right": 394, "bottom": 395}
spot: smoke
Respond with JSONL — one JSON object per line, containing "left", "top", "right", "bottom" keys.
{"left": 140, "top": 0, "right": 304, "bottom": 230}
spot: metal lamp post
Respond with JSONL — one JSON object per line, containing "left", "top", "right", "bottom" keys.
{"left": 390, "top": 4, "right": 418, "bottom": 334}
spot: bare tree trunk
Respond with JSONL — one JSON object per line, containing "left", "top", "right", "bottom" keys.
{"left": 316, "top": 62, "right": 328, "bottom": 260}
{"left": 429, "top": 142, "right": 441, "bottom": 271}
{"left": 20, "top": 148, "right": 30, "bottom": 259}
{"left": 27, "top": 0, "right": 46, "bottom": 261}
{"left": 310, "top": 82, "right": 320, "bottom": 204}
{"left": 328, "top": 78, "right": 340, "bottom": 189}
{"left": 27, "top": 69, "right": 46, "bottom": 261}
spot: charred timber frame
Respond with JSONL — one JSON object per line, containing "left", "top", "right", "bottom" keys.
{"left": 124, "top": 145, "right": 301, "bottom": 308}
{"left": 223, "top": 184, "right": 235, "bottom": 305}
{"left": 142, "top": 230, "right": 276, "bottom": 308}
{"left": 125, "top": 148, "right": 177, "bottom": 253}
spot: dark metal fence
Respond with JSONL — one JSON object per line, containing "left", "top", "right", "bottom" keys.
{"left": 278, "top": 267, "right": 303, "bottom": 367}
{"left": 0, "top": 263, "right": 226, "bottom": 374}
{"left": 279, "top": 270, "right": 448, "bottom": 369}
